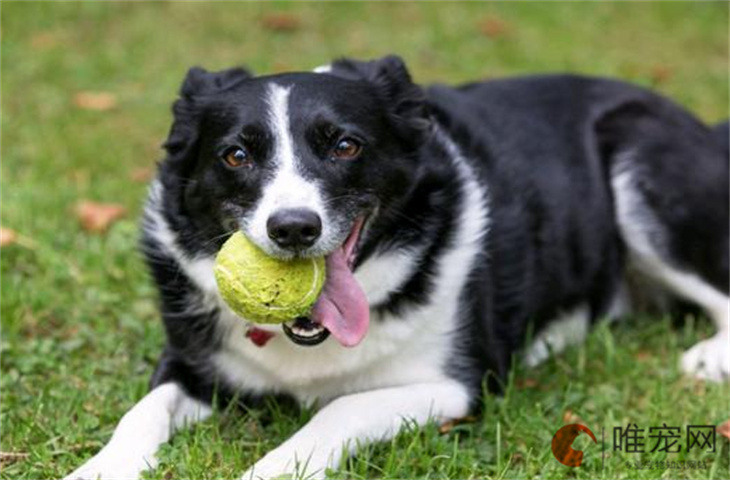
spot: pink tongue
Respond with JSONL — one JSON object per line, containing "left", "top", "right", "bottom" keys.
{"left": 310, "top": 248, "right": 369, "bottom": 347}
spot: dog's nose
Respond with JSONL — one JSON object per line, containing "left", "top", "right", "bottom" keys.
{"left": 267, "top": 208, "right": 322, "bottom": 249}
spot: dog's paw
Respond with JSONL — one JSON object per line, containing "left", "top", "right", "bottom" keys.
{"left": 681, "top": 333, "right": 730, "bottom": 382}
{"left": 242, "top": 461, "right": 323, "bottom": 480}
{"left": 240, "top": 467, "right": 296, "bottom": 480}
{"left": 241, "top": 449, "right": 328, "bottom": 480}
{"left": 63, "top": 450, "right": 154, "bottom": 480}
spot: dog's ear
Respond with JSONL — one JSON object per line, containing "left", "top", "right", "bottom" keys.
{"left": 330, "top": 55, "right": 431, "bottom": 133}
{"left": 163, "top": 66, "right": 253, "bottom": 159}
{"left": 180, "top": 66, "right": 253, "bottom": 98}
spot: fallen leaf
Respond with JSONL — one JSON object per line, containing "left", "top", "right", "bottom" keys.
{"left": 649, "top": 65, "right": 673, "bottom": 85}
{"left": 0, "top": 227, "right": 17, "bottom": 247}
{"left": 0, "top": 228, "right": 37, "bottom": 249}
{"left": 30, "top": 32, "right": 58, "bottom": 50}
{"left": 0, "top": 451, "right": 29, "bottom": 467}
{"left": 718, "top": 420, "right": 730, "bottom": 440}
{"left": 261, "top": 13, "right": 301, "bottom": 32}
{"left": 635, "top": 350, "right": 651, "bottom": 361}
{"left": 75, "top": 201, "right": 127, "bottom": 233}
{"left": 73, "top": 91, "right": 117, "bottom": 111}
{"left": 479, "top": 16, "right": 511, "bottom": 39}
{"left": 129, "top": 166, "right": 154, "bottom": 183}
{"left": 516, "top": 378, "right": 538, "bottom": 389}
{"left": 438, "top": 415, "right": 478, "bottom": 434}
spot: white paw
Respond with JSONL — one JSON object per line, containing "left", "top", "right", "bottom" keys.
{"left": 241, "top": 448, "right": 329, "bottom": 480}
{"left": 63, "top": 450, "right": 155, "bottom": 480}
{"left": 681, "top": 333, "right": 730, "bottom": 381}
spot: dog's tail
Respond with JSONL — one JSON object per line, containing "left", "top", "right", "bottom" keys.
{"left": 712, "top": 120, "right": 729, "bottom": 156}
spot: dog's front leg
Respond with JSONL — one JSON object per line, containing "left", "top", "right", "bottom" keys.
{"left": 243, "top": 380, "right": 470, "bottom": 480}
{"left": 64, "top": 382, "right": 211, "bottom": 480}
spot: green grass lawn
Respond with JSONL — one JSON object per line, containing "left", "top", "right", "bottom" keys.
{"left": 1, "top": 2, "right": 728, "bottom": 479}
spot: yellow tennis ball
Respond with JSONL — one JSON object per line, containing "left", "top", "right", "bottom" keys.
{"left": 214, "top": 232, "right": 325, "bottom": 324}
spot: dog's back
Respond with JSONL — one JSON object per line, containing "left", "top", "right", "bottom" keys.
{"left": 426, "top": 74, "right": 728, "bottom": 383}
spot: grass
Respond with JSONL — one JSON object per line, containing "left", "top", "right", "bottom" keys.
{"left": 1, "top": 2, "right": 728, "bottom": 479}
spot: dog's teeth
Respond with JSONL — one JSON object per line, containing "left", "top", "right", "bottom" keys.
{"left": 291, "top": 326, "right": 323, "bottom": 337}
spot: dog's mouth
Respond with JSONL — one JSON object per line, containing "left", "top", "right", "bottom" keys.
{"left": 282, "top": 217, "right": 369, "bottom": 348}
{"left": 282, "top": 316, "right": 330, "bottom": 346}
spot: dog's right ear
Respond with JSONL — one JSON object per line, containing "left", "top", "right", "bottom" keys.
{"left": 163, "top": 66, "right": 253, "bottom": 159}
{"left": 179, "top": 66, "right": 253, "bottom": 99}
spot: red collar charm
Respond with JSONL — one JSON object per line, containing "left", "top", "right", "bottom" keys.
{"left": 246, "top": 327, "right": 275, "bottom": 347}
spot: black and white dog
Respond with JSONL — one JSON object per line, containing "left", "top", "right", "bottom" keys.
{"left": 67, "top": 55, "right": 729, "bottom": 480}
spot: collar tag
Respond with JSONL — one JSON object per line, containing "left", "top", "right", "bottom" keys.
{"left": 246, "top": 327, "right": 275, "bottom": 347}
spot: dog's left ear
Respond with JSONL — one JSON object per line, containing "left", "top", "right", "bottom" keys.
{"left": 330, "top": 55, "right": 431, "bottom": 133}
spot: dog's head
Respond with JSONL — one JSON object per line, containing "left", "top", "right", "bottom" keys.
{"left": 157, "top": 55, "right": 432, "bottom": 347}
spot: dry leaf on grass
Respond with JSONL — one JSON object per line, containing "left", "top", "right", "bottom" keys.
{"left": 635, "top": 350, "right": 652, "bottom": 361}
{"left": 438, "top": 415, "right": 478, "bottom": 434}
{"left": 261, "top": 13, "right": 302, "bottom": 32}
{"left": 479, "top": 16, "right": 511, "bottom": 39}
{"left": 718, "top": 420, "right": 730, "bottom": 440}
{"left": 650, "top": 65, "right": 673, "bottom": 85}
{"left": 0, "top": 227, "right": 37, "bottom": 249}
{"left": 129, "top": 166, "right": 155, "bottom": 183}
{"left": 516, "top": 377, "right": 538, "bottom": 389}
{"left": 30, "top": 32, "right": 58, "bottom": 50}
{"left": 0, "top": 227, "right": 18, "bottom": 247}
{"left": 73, "top": 91, "right": 117, "bottom": 111}
{"left": 75, "top": 201, "right": 127, "bottom": 233}
{"left": 0, "top": 451, "right": 29, "bottom": 467}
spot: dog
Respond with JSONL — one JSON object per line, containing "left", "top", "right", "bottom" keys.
{"left": 66, "top": 55, "right": 729, "bottom": 480}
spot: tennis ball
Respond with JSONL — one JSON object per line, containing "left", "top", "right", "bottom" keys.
{"left": 214, "top": 232, "right": 326, "bottom": 324}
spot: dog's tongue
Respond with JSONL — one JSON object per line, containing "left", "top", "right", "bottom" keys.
{"left": 310, "top": 230, "right": 369, "bottom": 347}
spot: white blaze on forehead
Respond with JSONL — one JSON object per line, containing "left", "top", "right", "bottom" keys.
{"left": 247, "top": 84, "right": 328, "bottom": 251}
{"left": 268, "top": 84, "right": 296, "bottom": 175}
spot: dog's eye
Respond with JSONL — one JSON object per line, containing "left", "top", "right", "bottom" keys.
{"left": 222, "top": 147, "right": 251, "bottom": 168}
{"left": 332, "top": 138, "right": 362, "bottom": 161}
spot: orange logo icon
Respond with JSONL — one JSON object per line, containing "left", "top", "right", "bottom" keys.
{"left": 551, "top": 424, "right": 597, "bottom": 467}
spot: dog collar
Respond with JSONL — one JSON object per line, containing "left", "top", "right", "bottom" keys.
{"left": 246, "top": 326, "right": 275, "bottom": 347}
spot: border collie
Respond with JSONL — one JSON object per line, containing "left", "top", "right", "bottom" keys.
{"left": 66, "top": 55, "right": 729, "bottom": 480}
